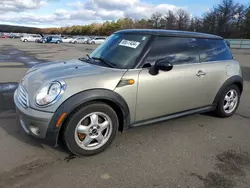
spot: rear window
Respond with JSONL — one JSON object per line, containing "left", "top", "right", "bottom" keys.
{"left": 197, "top": 39, "right": 233, "bottom": 62}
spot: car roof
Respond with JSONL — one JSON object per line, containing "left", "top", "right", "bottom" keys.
{"left": 115, "top": 29, "right": 222, "bottom": 40}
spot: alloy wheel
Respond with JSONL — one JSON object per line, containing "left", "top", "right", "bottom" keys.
{"left": 223, "top": 89, "right": 238, "bottom": 114}
{"left": 74, "top": 112, "right": 112, "bottom": 151}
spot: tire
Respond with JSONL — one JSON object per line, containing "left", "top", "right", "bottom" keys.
{"left": 24, "top": 39, "right": 28, "bottom": 42}
{"left": 42, "top": 40, "right": 46, "bottom": 44}
{"left": 56, "top": 40, "right": 61, "bottom": 44}
{"left": 91, "top": 41, "right": 95, "bottom": 44}
{"left": 74, "top": 41, "right": 77, "bottom": 44}
{"left": 214, "top": 84, "right": 241, "bottom": 118}
{"left": 63, "top": 102, "right": 119, "bottom": 156}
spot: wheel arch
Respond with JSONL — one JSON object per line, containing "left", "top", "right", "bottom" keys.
{"left": 213, "top": 75, "right": 243, "bottom": 105}
{"left": 45, "top": 89, "right": 130, "bottom": 146}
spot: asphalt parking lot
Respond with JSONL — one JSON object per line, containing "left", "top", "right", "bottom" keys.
{"left": 0, "top": 38, "right": 250, "bottom": 188}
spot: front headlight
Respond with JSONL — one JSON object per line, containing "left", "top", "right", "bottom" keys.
{"left": 35, "top": 81, "right": 66, "bottom": 106}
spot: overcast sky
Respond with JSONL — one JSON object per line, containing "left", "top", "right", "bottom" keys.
{"left": 0, "top": 0, "right": 249, "bottom": 28}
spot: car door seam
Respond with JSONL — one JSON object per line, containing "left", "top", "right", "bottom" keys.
{"left": 134, "top": 69, "right": 143, "bottom": 122}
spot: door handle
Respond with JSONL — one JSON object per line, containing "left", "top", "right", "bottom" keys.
{"left": 196, "top": 70, "right": 206, "bottom": 76}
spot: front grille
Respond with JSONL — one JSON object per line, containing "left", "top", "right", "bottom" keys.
{"left": 17, "top": 84, "right": 29, "bottom": 108}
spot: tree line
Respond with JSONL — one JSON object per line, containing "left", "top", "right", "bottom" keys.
{"left": 42, "top": 0, "right": 250, "bottom": 38}
{"left": 1, "top": 0, "right": 250, "bottom": 38}
{"left": 0, "top": 24, "right": 40, "bottom": 34}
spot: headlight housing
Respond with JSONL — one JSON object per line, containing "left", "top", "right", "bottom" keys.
{"left": 35, "top": 81, "right": 66, "bottom": 106}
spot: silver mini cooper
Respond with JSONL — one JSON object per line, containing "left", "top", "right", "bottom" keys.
{"left": 14, "top": 29, "right": 243, "bottom": 156}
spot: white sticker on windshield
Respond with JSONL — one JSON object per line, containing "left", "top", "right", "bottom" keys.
{"left": 119, "top": 39, "right": 140, "bottom": 49}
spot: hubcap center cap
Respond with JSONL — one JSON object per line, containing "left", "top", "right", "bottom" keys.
{"left": 92, "top": 129, "right": 98, "bottom": 134}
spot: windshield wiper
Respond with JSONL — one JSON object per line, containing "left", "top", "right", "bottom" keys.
{"left": 78, "top": 54, "right": 92, "bottom": 62}
{"left": 92, "top": 57, "right": 116, "bottom": 68}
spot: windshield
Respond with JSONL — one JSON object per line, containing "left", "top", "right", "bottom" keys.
{"left": 90, "top": 33, "right": 151, "bottom": 69}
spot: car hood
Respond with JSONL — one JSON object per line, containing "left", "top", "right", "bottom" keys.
{"left": 21, "top": 59, "right": 127, "bottom": 111}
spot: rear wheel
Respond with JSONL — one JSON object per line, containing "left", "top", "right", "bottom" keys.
{"left": 74, "top": 41, "right": 77, "bottom": 44}
{"left": 63, "top": 102, "right": 118, "bottom": 156}
{"left": 24, "top": 39, "right": 28, "bottom": 42}
{"left": 56, "top": 40, "right": 61, "bottom": 44}
{"left": 91, "top": 41, "right": 95, "bottom": 44}
{"left": 214, "top": 85, "right": 240, "bottom": 117}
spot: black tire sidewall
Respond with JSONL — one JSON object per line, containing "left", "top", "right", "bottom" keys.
{"left": 216, "top": 85, "right": 241, "bottom": 117}
{"left": 63, "top": 103, "right": 119, "bottom": 156}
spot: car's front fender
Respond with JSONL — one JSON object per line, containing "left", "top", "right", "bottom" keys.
{"left": 45, "top": 89, "right": 130, "bottom": 146}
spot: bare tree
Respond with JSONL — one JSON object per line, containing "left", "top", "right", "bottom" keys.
{"left": 135, "top": 19, "right": 148, "bottom": 28}
{"left": 232, "top": 4, "right": 248, "bottom": 37}
{"left": 215, "top": 0, "right": 239, "bottom": 36}
{"left": 194, "top": 17, "right": 203, "bottom": 32}
{"left": 165, "top": 10, "right": 176, "bottom": 29}
{"left": 150, "top": 12, "right": 163, "bottom": 28}
{"left": 202, "top": 10, "right": 218, "bottom": 34}
{"left": 159, "top": 18, "right": 166, "bottom": 29}
{"left": 244, "top": 7, "right": 250, "bottom": 38}
{"left": 175, "top": 9, "right": 190, "bottom": 30}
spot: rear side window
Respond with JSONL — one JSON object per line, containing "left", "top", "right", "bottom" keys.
{"left": 197, "top": 39, "right": 232, "bottom": 62}
{"left": 144, "top": 36, "right": 199, "bottom": 66}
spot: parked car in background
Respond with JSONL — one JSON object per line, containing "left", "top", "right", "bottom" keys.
{"left": 1, "top": 34, "right": 8, "bottom": 38}
{"left": 14, "top": 29, "right": 243, "bottom": 156}
{"left": 88, "top": 37, "right": 106, "bottom": 44}
{"left": 71, "top": 36, "right": 90, "bottom": 44}
{"left": 37, "top": 36, "right": 63, "bottom": 44}
{"left": 21, "top": 35, "right": 42, "bottom": 42}
{"left": 8, "top": 33, "right": 21, "bottom": 38}
{"left": 62, "top": 37, "right": 73, "bottom": 43}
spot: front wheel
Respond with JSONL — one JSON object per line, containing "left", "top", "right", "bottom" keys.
{"left": 63, "top": 102, "right": 118, "bottom": 156}
{"left": 214, "top": 85, "right": 241, "bottom": 118}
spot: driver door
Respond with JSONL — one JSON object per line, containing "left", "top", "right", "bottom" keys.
{"left": 135, "top": 36, "right": 210, "bottom": 122}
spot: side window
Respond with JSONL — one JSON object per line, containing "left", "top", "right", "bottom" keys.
{"left": 197, "top": 39, "right": 233, "bottom": 62}
{"left": 144, "top": 36, "right": 199, "bottom": 66}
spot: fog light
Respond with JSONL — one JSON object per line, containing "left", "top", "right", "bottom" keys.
{"left": 30, "top": 126, "right": 40, "bottom": 136}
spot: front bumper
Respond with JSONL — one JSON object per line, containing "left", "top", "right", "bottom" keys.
{"left": 14, "top": 89, "right": 55, "bottom": 141}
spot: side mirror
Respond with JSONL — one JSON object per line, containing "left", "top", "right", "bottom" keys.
{"left": 149, "top": 59, "right": 173, "bottom": 76}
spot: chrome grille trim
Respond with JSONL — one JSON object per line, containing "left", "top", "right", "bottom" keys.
{"left": 17, "top": 84, "right": 29, "bottom": 108}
